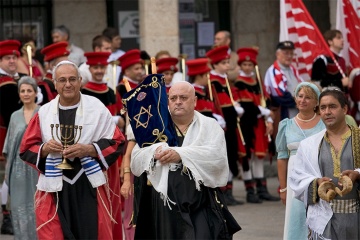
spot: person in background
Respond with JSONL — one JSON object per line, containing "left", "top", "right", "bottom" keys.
{"left": 156, "top": 57, "right": 178, "bottom": 92}
{"left": 81, "top": 51, "right": 124, "bottom": 129}
{"left": 206, "top": 45, "right": 245, "bottom": 205}
{"left": 235, "top": 47, "right": 279, "bottom": 203}
{"left": 52, "top": 25, "right": 86, "bottom": 66}
{"left": 276, "top": 82, "right": 324, "bottom": 240}
{"left": 311, "top": 29, "right": 349, "bottom": 91}
{"left": 186, "top": 58, "right": 226, "bottom": 128}
{"left": 3, "top": 76, "right": 40, "bottom": 239}
{"left": 264, "top": 41, "right": 303, "bottom": 140}
{"left": 0, "top": 40, "right": 25, "bottom": 235}
{"left": 17, "top": 36, "right": 45, "bottom": 82}
{"left": 214, "top": 30, "right": 240, "bottom": 83}
{"left": 102, "top": 27, "right": 125, "bottom": 62}
{"left": 78, "top": 35, "right": 116, "bottom": 88}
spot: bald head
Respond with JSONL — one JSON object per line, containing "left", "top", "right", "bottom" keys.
{"left": 169, "top": 81, "right": 195, "bottom": 96}
{"left": 168, "top": 81, "right": 196, "bottom": 123}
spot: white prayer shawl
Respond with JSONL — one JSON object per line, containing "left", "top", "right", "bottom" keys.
{"left": 131, "top": 111, "right": 229, "bottom": 204}
{"left": 289, "top": 129, "right": 333, "bottom": 236}
{"left": 36, "top": 93, "right": 116, "bottom": 192}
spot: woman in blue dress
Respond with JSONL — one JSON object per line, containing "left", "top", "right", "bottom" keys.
{"left": 3, "top": 76, "right": 40, "bottom": 240}
{"left": 276, "top": 82, "right": 325, "bottom": 240}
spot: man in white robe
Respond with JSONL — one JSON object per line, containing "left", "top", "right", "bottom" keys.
{"left": 289, "top": 88, "right": 360, "bottom": 239}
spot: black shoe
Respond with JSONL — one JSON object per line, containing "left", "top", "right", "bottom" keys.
{"left": 256, "top": 178, "right": 280, "bottom": 202}
{"left": 246, "top": 193, "right": 262, "bottom": 203}
{"left": 225, "top": 190, "right": 244, "bottom": 205}
{"left": 1, "top": 214, "right": 14, "bottom": 235}
{"left": 258, "top": 192, "right": 280, "bottom": 201}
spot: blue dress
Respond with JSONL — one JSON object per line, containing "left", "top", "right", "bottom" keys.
{"left": 276, "top": 117, "right": 325, "bottom": 240}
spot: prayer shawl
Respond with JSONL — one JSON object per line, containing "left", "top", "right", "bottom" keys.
{"left": 265, "top": 60, "right": 302, "bottom": 97}
{"left": 289, "top": 129, "right": 331, "bottom": 235}
{"left": 36, "top": 94, "right": 116, "bottom": 192}
{"left": 131, "top": 111, "right": 229, "bottom": 204}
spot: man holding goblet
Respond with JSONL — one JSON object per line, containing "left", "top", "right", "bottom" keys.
{"left": 20, "top": 60, "right": 125, "bottom": 239}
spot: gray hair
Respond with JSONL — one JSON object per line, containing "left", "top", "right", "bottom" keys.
{"left": 52, "top": 60, "right": 80, "bottom": 82}
{"left": 52, "top": 25, "right": 70, "bottom": 40}
{"left": 18, "top": 76, "right": 37, "bottom": 93}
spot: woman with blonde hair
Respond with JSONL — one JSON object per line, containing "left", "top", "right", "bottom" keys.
{"left": 276, "top": 82, "right": 325, "bottom": 240}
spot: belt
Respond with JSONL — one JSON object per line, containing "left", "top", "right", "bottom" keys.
{"left": 330, "top": 199, "right": 360, "bottom": 213}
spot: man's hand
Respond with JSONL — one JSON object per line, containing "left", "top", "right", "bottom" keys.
{"left": 41, "top": 139, "right": 63, "bottom": 157}
{"left": 154, "top": 146, "right": 181, "bottom": 165}
{"left": 341, "top": 170, "right": 360, "bottom": 183}
{"left": 63, "top": 144, "right": 97, "bottom": 159}
{"left": 316, "top": 177, "right": 332, "bottom": 186}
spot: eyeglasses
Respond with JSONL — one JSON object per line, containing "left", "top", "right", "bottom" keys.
{"left": 55, "top": 76, "right": 79, "bottom": 84}
{"left": 321, "top": 86, "right": 342, "bottom": 92}
{"left": 168, "top": 95, "right": 190, "bottom": 102}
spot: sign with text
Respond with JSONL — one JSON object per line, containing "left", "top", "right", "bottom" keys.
{"left": 118, "top": 11, "right": 139, "bottom": 38}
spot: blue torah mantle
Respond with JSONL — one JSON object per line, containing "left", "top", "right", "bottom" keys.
{"left": 122, "top": 74, "right": 177, "bottom": 147}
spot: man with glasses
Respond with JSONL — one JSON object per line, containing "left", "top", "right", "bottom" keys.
{"left": 20, "top": 60, "right": 125, "bottom": 239}
{"left": 290, "top": 88, "right": 360, "bottom": 239}
{"left": 264, "top": 41, "right": 303, "bottom": 121}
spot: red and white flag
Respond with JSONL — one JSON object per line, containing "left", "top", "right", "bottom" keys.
{"left": 350, "top": 0, "right": 360, "bottom": 17}
{"left": 336, "top": 0, "right": 360, "bottom": 69}
{"left": 280, "top": 0, "right": 334, "bottom": 80}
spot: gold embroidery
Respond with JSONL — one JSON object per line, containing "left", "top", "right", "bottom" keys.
{"left": 133, "top": 105, "right": 153, "bottom": 128}
{"left": 352, "top": 126, "right": 360, "bottom": 169}
{"left": 324, "top": 129, "right": 351, "bottom": 177}
{"left": 312, "top": 179, "right": 318, "bottom": 204}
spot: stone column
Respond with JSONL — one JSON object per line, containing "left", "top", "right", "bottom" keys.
{"left": 139, "top": 0, "right": 179, "bottom": 57}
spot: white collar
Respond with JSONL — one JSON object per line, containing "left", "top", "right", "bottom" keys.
{"left": 210, "top": 70, "right": 227, "bottom": 78}
{"left": 239, "top": 70, "right": 254, "bottom": 77}
{"left": 0, "top": 68, "right": 19, "bottom": 78}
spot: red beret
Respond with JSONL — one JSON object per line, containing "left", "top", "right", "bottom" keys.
{"left": 118, "top": 49, "right": 142, "bottom": 70}
{"left": 206, "top": 45, "right": 230, "bottom": 64}
{"left": 85, "top": 52, "right": 111, "bottom": 66}
{"left": 41, "top": 41, "right": 70, "bottom": 62}
{"left": 186, "top": 58, "right": 211, "bottom": 76}
{"left": 0, "top": 40, "right": 20, "bottom": 57}
{"left": 237, "top": 47, "right": 258, "bottom": 65}
{"left": 156, "top": 57, "right": 178, "bottom": 73}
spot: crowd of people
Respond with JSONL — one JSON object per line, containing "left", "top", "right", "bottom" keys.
{"left": 0, "top": 25, "right": 359, "bottom": 240}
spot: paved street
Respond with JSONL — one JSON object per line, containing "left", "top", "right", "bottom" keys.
{"left": 0, "top": 177, "right": 284, "bottom": 240}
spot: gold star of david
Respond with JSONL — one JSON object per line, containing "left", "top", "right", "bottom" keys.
{"left": 133, "top": 105, "right": 153, "bottom": 128}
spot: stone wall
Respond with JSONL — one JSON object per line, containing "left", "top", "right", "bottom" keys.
{"left": 231, "top": 0, "right": 280, "bottom": 77}
{"left": 52, "top": 0, "right": 107, "bottom": 52}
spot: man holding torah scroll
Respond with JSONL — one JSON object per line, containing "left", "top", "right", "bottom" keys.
{"left": 123, "top": 75, "right": 240, "bottom": 239}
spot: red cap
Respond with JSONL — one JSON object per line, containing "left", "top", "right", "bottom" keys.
{"left": 186, "top": 58, "right": 211, "bottom": 76}
{"left": 41, "top": 41, "right": 70, "bottom": 62}
{"left": 237, "top": 47, "right": 258, "bottom": 65}
{"left": 118, "top": 49, "right": 142, "bottom": 70}
{"left": 206, "top": 46, "right": 230, "bottom": 64}
{"left": 156, "top": 57, "right": 178, "bottom": 73}
{"left": 0, "top": 40, "right": 20, "bottom": 57}
{"left": 85, "top": 52, "right": 111, "bottom": 66}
